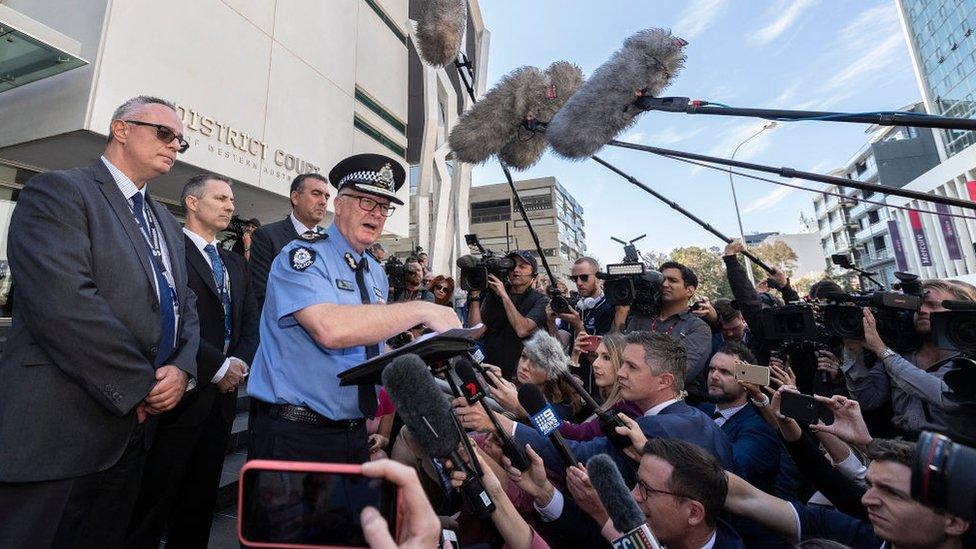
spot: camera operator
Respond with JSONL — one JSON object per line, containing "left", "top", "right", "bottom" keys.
{"left": 562, "top": 257, "right": 615, "bottom": 336}
{"left": 841, "top": 279, "right": 976, "bottom": 436}
{"left": 622, "top": 261, "right": 712, "bottom": 403}
{"left": 467, "top": 250, "right": 550, "bottom": 379}
{"left": 367, "top": 242, "right": 386, "bottom": 262}
{"left": 390, "top": 261, "right": 434, "bottom": 303}
{"left": 230, "top": 217, "right": 260, "bottom": 260}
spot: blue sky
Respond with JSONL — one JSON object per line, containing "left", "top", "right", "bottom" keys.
{"left": 471, "top": 0, "right": 920, "bottom": 266}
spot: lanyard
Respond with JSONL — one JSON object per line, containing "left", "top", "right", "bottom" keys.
{"left": 131, "top": 196, "right": 169, "bottom": 276}
{"left": 650, "top": 315, "right": 678, "bottom": 336}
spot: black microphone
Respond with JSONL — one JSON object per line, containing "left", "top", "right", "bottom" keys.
{"left": 455, "top": 358, "right": 531, "bottom": 471}
{"left": 587, "top": 454, "right": 663, "bottom": 549}
{"left": 558, "top": 371, "right": 631, "bottom": 451}
{"left": 382, "top": 354, "right": 496, "bottom": 518}
{"left": 414, "top": 0, "right": 466, "bottom": 67}
{"left": 517, "top": 384, "right": 577, "bottom": 468}
{"left": 545, "top": 28, "right": 687, "bottom": 159}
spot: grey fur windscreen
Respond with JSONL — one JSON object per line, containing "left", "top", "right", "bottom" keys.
{"left": 415, "top": 0, "right": 467, "bottom": 67}
{"left": 381, "top": 353, "right": 460, "bottom": 458}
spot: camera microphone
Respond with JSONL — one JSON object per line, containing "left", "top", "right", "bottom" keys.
{"left": 517, "top": 384, "right": 577, "bottom": 468}
{"left": 588, "top": 454, "right": 663, "bottom": 549}
{"left": 545, "top": 28, "right": 687, "bottom": 160}
{"left": 454, "top": 358, "right": 531, "bottom": 471}
{"left": 558, "top": 371, "right": 632, "bottom": 451}
{"left": 383, "top": 354, "right": 496, "bottom": 518}
{"left": 414, "top": 0, "right": 467, "bottom": 67}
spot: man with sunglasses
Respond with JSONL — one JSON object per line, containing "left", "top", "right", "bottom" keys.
{"left": 0, "top": 96, "right": 200, "bottom": 546}
{"left": 247, "top": 153, "right": 461, "bottom": 465}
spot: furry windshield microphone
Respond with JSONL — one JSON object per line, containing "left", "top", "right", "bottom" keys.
{"left": 497, "top": 61, "right": 583, "bottom": 170}
{"left": 382, "top": 354, "right": 496, "bottom": 517}
{"left": 415, "top": 0, "right": 467, "bottom": 67}
{"left": 546, "top": 28, "right": 687, "bottom": 159}
{"left": 587, "top": 454, "right": 663, "bottom": 549}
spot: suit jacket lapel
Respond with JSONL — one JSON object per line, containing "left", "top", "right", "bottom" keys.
{"left": 185, "top": 235, "right": 220, "bottom": 299}
{"left": 92, "top": 162, "right": 156, "bottom": 294}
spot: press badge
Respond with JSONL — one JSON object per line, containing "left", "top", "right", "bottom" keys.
{"left": 336, "top": 279, "right": 355, "bottom": 291}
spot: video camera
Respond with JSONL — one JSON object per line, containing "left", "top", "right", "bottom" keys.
{"left": 384, "top": 255, "right": 407, "bottom": 290}
{"left": 456, "top": 234, "right": 515, "bottom": 292}
{"left": 596, "top": 234, "right": 662, "bottom": 316}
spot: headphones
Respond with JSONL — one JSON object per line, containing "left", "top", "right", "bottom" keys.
{"left": 578, "top": 296, "right": 600, "bottom": 311}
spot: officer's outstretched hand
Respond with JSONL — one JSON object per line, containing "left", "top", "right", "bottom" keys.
{"left": 419, "top": 301, "right": 462, "bottom": 333}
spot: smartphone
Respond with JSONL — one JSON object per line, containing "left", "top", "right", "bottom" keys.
{"left": 779, "top": 391, "right": 834, "bottom": 426}
{"left": 239, "top": 460, "right": 400, "bottom": 548}
{"left": 733, "top": 362, "right": 771, "bottom": 386}
{"left": 580, "top": 335, "right": 603, "bottom": 353}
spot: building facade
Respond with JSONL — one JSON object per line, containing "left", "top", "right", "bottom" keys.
{"left": 381, "top": 0, "right": 488, "bottom": 278}
{"left": 813, "top": 170, "right": 859, "bottom": 267}
{"left": 468, "top": 177, "right": 586, "bottom": 282}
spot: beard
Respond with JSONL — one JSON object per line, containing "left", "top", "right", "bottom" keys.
{"left": 706, "top": 388, "right": 739, "bottom": 404}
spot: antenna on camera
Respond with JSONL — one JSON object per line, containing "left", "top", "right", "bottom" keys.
{"left": 831, "top": 253, "right": 886, "bottom": 291}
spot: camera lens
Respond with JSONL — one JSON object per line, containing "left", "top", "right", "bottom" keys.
{"left": 946, "top": 313, "right": 976, "bottom": 354}
{"left": 911, "top": 431, "right": 976, "bottom": 521}
{"left": 824, "top": 305, "right": 863, "bottom": 339}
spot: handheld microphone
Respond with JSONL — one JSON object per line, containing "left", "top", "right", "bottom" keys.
{"left": 383, "top": 354, "right": 496, "bottom": 518}
{"left": 546, "top": 28, "right": 687, "bottom": 159}
{"left": 414, "top": 0, "right": 467, "bottom": 67}
{"left": 517, "top": 384, "right": 577, "bottom": 468}
{"left": 558, "top": 371, "right": 632, "bottom": 451}
{"left": 587, "top": 454, "right": 663, "bottom": 549}
{"left": 454, "top": 358, "right": 531, "bottom": 471}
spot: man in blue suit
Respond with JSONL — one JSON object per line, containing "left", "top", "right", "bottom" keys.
{"left": 700, "top": 342, "right": 788, "bottom": 548}
{"left": 486, "top": 331, "right": 734, "bottom": 486}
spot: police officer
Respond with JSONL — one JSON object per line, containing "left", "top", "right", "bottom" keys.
{"left": 247, "top": 153, "right": 461, "bottom": 464}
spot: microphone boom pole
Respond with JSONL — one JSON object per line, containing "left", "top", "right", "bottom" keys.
{"left": 608, "top": 139, "right": 976, "bottom": 211}
{"left": 637, "top": 96, "right": 976, "bottom": 132}
{"left": 590, "top": 155, "right": 776, "bottom": 274}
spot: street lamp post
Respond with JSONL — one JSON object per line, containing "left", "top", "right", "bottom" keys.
{"left": 728, "top": 121, "right": 778, "bottom": 284}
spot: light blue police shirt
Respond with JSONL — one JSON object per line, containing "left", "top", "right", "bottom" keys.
{"left": 248, "top": 222, "right": 389, "bottom": 420}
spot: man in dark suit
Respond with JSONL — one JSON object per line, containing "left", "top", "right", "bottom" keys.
{"left": 0, "top": 95, "right": 200, "bottom": 547}
{"left": 472, "top": 331, "right": 734, "bottom": 487}
{"left": 700, "top": 342, "right": 787, "bottom": 548}
{"left": 127, "top": 174, "right": 259, "bottom": 547}
{"left": 248, "top": 173, "right": 330, "bottom": 307}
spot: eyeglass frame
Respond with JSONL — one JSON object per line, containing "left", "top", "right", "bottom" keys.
{"left": 122, "top": 120, "right": 190, "bottom": 153}
{"left": 340, "top": 193, "right": 397, "bottom": 217}
{"left": 635, "top": 478, "right": 692, "bottom": 501}
{"left": 569, "top": 274, "right": 592, "bottom": 282}
{"left": 433, "top": 284, "right": 448, "bottom": 292}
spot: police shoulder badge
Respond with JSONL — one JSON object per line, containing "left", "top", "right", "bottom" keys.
{"left": 290, "top": 246, "right": 316, "bottom": 271}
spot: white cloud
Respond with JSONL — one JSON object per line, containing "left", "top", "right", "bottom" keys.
{"left": 743, "top": 186, "right": 795, "bottom": 213}
{"left": 750, "top": 0, "right": 817, "bottom": 45}
{"left": 621, "top": 130, "right": 646, "bottom": 144}
{"left": 672, "top": 0, "right": 731, "bottom": 40}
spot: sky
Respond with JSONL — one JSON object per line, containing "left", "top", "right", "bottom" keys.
{"left": 470, "top": 0, "right": 921, "bottom": 267}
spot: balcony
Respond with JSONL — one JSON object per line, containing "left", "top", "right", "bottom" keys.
{"left": 860, "top": 248, "right": 894, "bottom": 267}
{"left": 850, "top": 198, "right": 882, "bottom": 219}
{"left": 854, "top": 222, "right": 888, "bottom": 245}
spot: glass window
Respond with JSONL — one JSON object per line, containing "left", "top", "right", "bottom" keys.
{"left": 471, "top": 199, "right": 511, "bottom": 224}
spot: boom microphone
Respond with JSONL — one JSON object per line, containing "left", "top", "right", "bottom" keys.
{"left": 546, "top": 28, "right": 687, "bottom": 159}
{"left": 382, "top": 354, "right": 496, "bottom": 518}
{"left": 454, "top": 358, "right": 531, "bottom": 471}
{"left": 587, "top": 454, "right": 663, "bottom": 549}
{"left": 517, "top": 383, "right": 577, "bottom": 468}
{"left": 558, "top": 371, "right": 631, "bottom": 451}
{"left": 414, "top": 0, "right": 467, "bottom": 67}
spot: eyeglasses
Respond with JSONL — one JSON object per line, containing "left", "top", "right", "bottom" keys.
{"left": 569, "top": 274, "right": 592, "bottom": 282}
{"left": 636, "top": 479, "right": 690, "bottom": 501}
{"left": 434, "top": 285, "right": 448, "bottom": 292}
{"left": 124, "top": 120, "right": 189, "bottom": 153}
{"left": 344, "top": 194, "right": 396, "bottom": 217}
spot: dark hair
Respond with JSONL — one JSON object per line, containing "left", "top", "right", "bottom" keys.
{"left": 716, "top": 341, "right": 756, "bottom": 364}
{"left": 642, "top": 439, "right": 727, "bottom": 527}
{"left": 809, "top": 280, "right": 843, "bottom": 299}
{"left": 290, "top": 173, "right": 329, "bottom": 195}
{"left": 623, "top": 331, "right": 687, "bottom": 392}
{"left": 865, "top": 438, "right": 916, "bottom": 468}
{"left": 181, "top": 173, "right": 231, "bottom": 212}
{"left": 713, "top": 298, "right": 741, "bottom": 323}
{"left": 660, "top": 261, "right": 699, "bottom": 289}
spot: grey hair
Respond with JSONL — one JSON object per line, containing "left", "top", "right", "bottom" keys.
{"left": 521, "top": 330, "right": 569, "bottom": 380}
{"left": 370, "top": 242, "right": 387, "bottom": 253}
{"left": 181, "top": 173, "right": 231, "bottom": 212}
{"left": 108, "top": 95, "right": 177, "bottom": 140}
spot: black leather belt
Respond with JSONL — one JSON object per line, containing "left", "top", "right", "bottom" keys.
{"left": 259, "top": 401, "right": 363, "bottom": 430}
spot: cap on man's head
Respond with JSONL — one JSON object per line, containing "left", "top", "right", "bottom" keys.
{"left": 246, "top": 217, "right": 261, "bottom": 227}
{"left": 506, "top": 250, "right": 538, "bottom": 274}
{"left": 328, "top": 153, "right": 405, "bottom": 205}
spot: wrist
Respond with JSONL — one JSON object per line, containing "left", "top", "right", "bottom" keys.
{"left": 537, "top": 482, "right": 555, "bottom": 507}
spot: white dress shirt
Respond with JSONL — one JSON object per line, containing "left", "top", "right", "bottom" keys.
{"left": 290, "top": 213, "right": 323, "bottom": 236}
{"left": 712, "top": 402, "right": 748, "bottom": 428}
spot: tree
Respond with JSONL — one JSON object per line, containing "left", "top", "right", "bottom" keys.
{"left": 668, "top": 246, "right": 732, "bottom": 300}
{"left": 748, "top": 240, "right": 799, "bottom": 282}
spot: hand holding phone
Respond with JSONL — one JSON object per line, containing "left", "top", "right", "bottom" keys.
{"left": 733, "top": 361, "right": 770, "bottom": 386}
{"left": 778, "top": 391, "right": 835, "bottom": 426}
{"left": 580, "top": 335, "right": 602, "bottom": 354}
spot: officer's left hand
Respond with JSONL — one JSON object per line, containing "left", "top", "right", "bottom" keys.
{"left": 486, "top": 274, "right": 506, "bottom": 297}
{"left": 144, "top": 365, "right": 188, "bottom": 413}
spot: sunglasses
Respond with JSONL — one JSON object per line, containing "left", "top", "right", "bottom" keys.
{"left": 569, "top": 274, "right": 592, "bottom": 282}
{"left": 124, "top": 120, "right": 190, "bottom": 153}
{"left": 433, "top": 285, "right": 448, "bottom": 292}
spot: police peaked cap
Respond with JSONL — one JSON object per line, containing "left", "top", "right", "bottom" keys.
{"left": 328, "top": 153, "right": 406, "bottom": 205}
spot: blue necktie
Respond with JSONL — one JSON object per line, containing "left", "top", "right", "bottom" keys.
{"left": 131, "top": 192, "right": 175, "bottom": 367}
{"left": 204, "top": 244, "right": 233, "bottom": 350}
